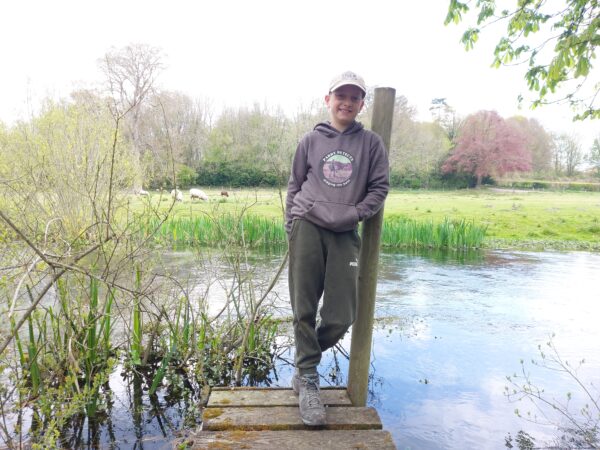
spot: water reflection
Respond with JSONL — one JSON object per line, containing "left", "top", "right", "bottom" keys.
{"left": 161, "top": 247, "right": 600, "bottom": 448}
{"left": 46, "top": 248, "right": 600, "bottom": 448}
{"left": 261, "top": 248, "right": 600, "bottom": 449}
{"left": 346, "top": 249, "right": 600, "bottom": 449}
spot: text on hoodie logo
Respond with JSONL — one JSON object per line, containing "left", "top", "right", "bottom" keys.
{"left": 321, "top": 150, "right": 354, "bottom": 187}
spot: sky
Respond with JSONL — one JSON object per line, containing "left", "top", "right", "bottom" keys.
{"left": 1, "top": 0, "right": 598, "bottom": 149}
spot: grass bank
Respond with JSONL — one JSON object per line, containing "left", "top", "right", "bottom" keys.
{"left": 132, "top": 188, "right": 600, "bottom": 250}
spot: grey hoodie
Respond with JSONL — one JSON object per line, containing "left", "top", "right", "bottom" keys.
{"left": 285, "top": 120, "right": 389, "bottom": 233}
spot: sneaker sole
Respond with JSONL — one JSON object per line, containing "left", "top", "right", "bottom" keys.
{"left": 300, "top": 416, "right": 326, "bottom": 426}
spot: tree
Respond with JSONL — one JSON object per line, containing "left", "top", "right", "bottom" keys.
{"left": 99, "top": 43, "right": 164, "bottom": 119}
{"left": 99, "top": 43, "right": 164, "bottom": 188}
{"left": 430, "top": 97, "right": 463, "bottom": 141}
{"left": 446, "top": 0, "right": 600, "bottom": 120}
{"left": 553, "top": 133, "right": 584, "bottom": 176}
{"left": 442, "top": 110, "right": 531, "bottom": 186}
{"left": 360, "top": 93, "right": 452, "bottom": 187}
{"left": 201, "top": 103, "right": 296, "bottom": 187}
{"left": 390, "top": 121, "right": 451, "bottom": 187}
{"left": 588, "top": 135, "right": 600, "bottom": 178}
{"left": 1, "top": 97, "right": 136, "bottom": 237}
{"left": 507, "top": 116, "right": 553, "bottom": 175}
{"left": 291, "top": 98, "right": 328, "bottom": 142}
{"left": 136, "top": 90, "right": 213, "bottom": 187}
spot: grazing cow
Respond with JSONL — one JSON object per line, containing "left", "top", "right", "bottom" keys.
{"left": 138, "top": 189, "right": 149, "bottom": 196}
{"left": 220, "top": 190, "right": 229, "bottom": 197}
{"left": 190, "top": 188, "right": 209, "bottom": 201}
{"left": 170, "top": 189, "right": 183, "bottom": 202}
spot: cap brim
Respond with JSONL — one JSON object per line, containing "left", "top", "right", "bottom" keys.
{"left": 329, "top": 81, "right": 366, "bottom": 96}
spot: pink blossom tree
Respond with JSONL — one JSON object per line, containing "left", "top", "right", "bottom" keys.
{"left": 442, "top": 110, "right": 531, "bottom": 186}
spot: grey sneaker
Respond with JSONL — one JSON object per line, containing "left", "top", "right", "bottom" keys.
{"left": 292, "top": 372, "right": 326, "bottom": 426}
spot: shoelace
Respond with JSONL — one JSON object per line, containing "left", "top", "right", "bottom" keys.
{"left": 302, "top": 378, "right": 322, "bottom": 408}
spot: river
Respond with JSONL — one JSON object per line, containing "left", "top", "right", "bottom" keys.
{"left": 50, "top": 248, "right": 600, "bottom": 449}
{"left": 271, "top": 249, "right": 600, "bottom": 449}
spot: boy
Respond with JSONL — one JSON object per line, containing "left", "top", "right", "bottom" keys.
{"left": 285, "top": 71, "right": 389, "bottom": 425}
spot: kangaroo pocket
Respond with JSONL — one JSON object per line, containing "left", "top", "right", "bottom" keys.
{"left": 304, "top": 201, "right": 359, "bottom": 232}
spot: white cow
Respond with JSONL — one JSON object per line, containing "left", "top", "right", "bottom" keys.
{"left": 170, "top": 189, "right": 183, "bottom": 202}
{"left": 138, "top": 188, "right": 149, "bottom": 196}
{"left": 190, "top": 188, "right": 209, "bottom": 201}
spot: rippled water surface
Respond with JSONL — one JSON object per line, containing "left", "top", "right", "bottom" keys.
{"left": 320, "top": 249, "right": 600, "bottom": 449}
{"left": 53, "top": 249, "right": 600, "bottom": 449}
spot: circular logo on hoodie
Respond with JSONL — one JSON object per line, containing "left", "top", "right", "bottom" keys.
{"left": 321, "top": 151, "right": 354, "bottom": 187}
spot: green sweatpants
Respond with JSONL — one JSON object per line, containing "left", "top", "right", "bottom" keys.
{"left": 288, "top": 219, "right": 361, "bottom": 374}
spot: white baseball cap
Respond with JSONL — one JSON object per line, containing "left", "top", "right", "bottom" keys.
{"left": 328, "top": 71, "right": 367, "bottom": 97}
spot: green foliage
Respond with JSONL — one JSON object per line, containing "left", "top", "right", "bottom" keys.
{"left": 197, "top": 161, "right": 284, "bottom": 187}
{"left": 3, "top": 275, "right": 120, "bottom": 447}
{"left": 142, "top": 214, "right": 288, "bottom": 247}
{"left": 197, "top": 104, "right": 295, "bottom": 190}
{"left": 27, "top": 314, "right": 42, "bottom": 396}
{"left": 2, "top": 264, "right": 282, "bottom": 444}
{"left": 588, "top": 137, "right": 600, "bottom": 178}
{"left": 0, "top": 96, "right": 136, "bottom": 241}
{"left": 390, "top": 171, "right": 446, "bottom": 189}
{"left": 141, "top": 211, "right": 487, "bottom": 250}
{"left": 500, "top": 179, "right": 600, "bottom": 191}
{"left": 176, "top": 164, "right": 198, "bottom": 188}
{"left": 130, "top": 266, "right": 143, "bottom": 366}
{"left": 382, "top": 216, "right": 487, "bottom": 249}
{"left": 446, "top": 0, "right": 600, "bottom": 120}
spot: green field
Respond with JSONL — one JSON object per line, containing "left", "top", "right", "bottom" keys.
{"left": 134, "top": 188, "right": 600, "bottom": 250}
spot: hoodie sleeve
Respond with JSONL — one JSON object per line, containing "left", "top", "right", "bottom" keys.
{"left": 285, "top": 138, "right": 308, "bottom": 234}
{"left": 355, "top": 134, "right": 389, "bottom": 221}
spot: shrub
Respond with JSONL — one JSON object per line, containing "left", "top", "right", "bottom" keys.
{"left": 499, "top": 180, "right": 600, "bottom": 192}
{"left": 176, "top": 165, "right": 198, "bottom": 188}
{"left": 197, "top": 161, "right": 285, "bottom": 187}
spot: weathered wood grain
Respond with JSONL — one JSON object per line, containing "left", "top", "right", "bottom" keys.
{"left": 202, "top": 406, "right": 382, "bottom": 431}
{"left": 208, "top": 388, "right": 352, "bottom": 407}
{"left": 184, "top": 429, "right": 396, "bottom": 449}
{"left": 348, "top": 86, "right": 395, "bottom": 407}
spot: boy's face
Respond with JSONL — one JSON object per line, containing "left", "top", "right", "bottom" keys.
{"left": 325, "top": 85, "right": 365, "bottom": 131}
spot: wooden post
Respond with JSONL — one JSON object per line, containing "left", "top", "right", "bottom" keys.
{"left": 347, "top": 87, "right": 395, "bottom": 406}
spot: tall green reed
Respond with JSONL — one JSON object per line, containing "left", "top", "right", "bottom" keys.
{"left": 140, "top": 214, "right": 287, "bottom": 247}
{"left": 140, "top": 214, "right": 487, "bottom": 249}
{"left": 149, "top": 298, "right": 194, "bottom": 396}
{"left": 382, "top": 217, "right": 487, "bottom": 249}
{"left": 85, "top": 278, "right": 98, "bottom": 387}
{"left": 27, "top": 314, "right": 41, "bottom": 396}
{"left": 3, "top": 274, "right": 121, "bottom": 447}
{"left": 130, "top": 266, "right": 143, "bottom": 366}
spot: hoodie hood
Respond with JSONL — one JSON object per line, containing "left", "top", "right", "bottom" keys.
{"left": 314, "top": 120, "right": 364, "bottom": 138}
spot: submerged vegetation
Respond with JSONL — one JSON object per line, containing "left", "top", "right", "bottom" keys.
{"left": 0, "top": 229, "right": 286, "bottom": 448}
{"left": 0, "top": 90, "right": 287, "bottom": 448}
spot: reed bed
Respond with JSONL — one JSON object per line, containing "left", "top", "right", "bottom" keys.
{"left": 140, "top": 214, "right": 487, "bottom": 249}
{"left": 141, "top": 214, "right": 288, "bottom": 247}
{"left": 3, "top": 269, "right": 281, "bottom": 447}
{"left": 382, "top": 217, "right": 487, "bottom": 249}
